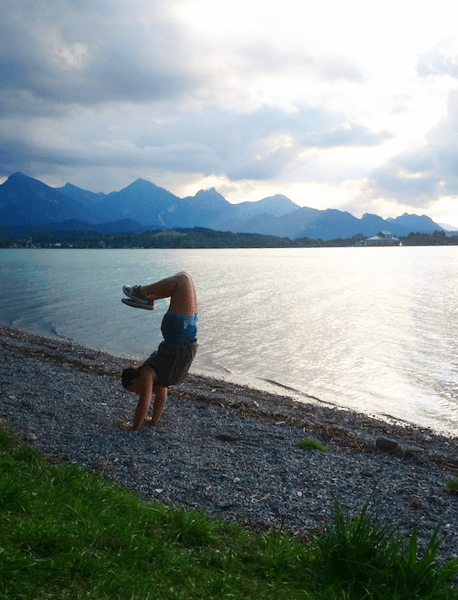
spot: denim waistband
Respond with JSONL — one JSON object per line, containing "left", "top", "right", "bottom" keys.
{"left": 161, "top": 311, "right": 198, "bottom": 344}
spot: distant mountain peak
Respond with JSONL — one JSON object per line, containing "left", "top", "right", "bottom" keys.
{"left": 8, "top": 172, "right": 39, "bottom": 185}
{"left": 0, "top": 172, "right": 99, "bottom": 226}
{"left": 58, "top": 182, "right": 105, "bottom": 206}
{"left": 394, "top": 213, "right": 439, "bottom": 226}
{"left": 0, "top": 173, "right": 445, "bottom": 238}
{"left": 199, "top": 187, "right": 224, "bottom": 197}
{"left": 132, "top": 178, "right": 152, "bottom": 185}
{"left": 261, "top": 193, "right": 292, "bottom": 202}
{"left": 183, "top": 188, "right": 230, "bottom": 211}
{"left": 127, "top": 178, "right": 159, "bottom": 189}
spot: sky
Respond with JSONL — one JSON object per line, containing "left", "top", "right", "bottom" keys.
{"left": 2, "top": 0, "right": 458, "bottom": 226}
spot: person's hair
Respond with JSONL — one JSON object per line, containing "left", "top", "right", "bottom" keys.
{"left": 122, "top": 366, "right": 141, "bottom": 390}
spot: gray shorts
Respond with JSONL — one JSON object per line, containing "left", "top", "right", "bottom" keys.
{"left": 143, "top": 340, "right": 197, "bottom": 387}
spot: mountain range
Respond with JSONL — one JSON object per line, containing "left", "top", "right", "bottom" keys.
{"left": 0, "top": 172, "right": 447, "bottom": 240}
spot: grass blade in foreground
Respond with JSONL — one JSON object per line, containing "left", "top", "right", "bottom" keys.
{"left": 310, "top": 501, "right": 458, "bottom": 599}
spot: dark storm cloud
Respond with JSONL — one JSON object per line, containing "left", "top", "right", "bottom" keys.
{"left": 0, "top": 0, "right": 196, "bottom": 116}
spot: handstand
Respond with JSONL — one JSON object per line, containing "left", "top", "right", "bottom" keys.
{"left": 120, "top": 272, "right": 198, "bottom": 430}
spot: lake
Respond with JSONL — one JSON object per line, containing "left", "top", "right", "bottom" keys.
{"left": 1, "top": 246, "right": 458, "bottom": 435}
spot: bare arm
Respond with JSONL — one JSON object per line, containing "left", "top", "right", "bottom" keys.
{"left": 133, "top": 386, "right": 152, "bottom": 429}
{"left": 121, "top": 369, "right": 153, "bottom": 430}
{"left": 151, "top": 386, "right": 167, "bottom": 424}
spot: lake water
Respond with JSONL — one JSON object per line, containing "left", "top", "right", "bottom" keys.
{"left": 1, "top": 246, "right": 458, "bottom": 436}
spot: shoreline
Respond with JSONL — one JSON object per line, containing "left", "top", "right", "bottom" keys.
{"left": 1, "top": 323, "right": 458, "bottom": 563}
{"left": 1, "top": 323, "right": 456, "bottom": 459}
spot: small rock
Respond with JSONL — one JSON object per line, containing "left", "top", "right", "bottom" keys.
{"left": 215, "top": 434, "right": 239, "bottom": 442}
{"left": 376, "top": 437, "right": 399, "bottom": 451}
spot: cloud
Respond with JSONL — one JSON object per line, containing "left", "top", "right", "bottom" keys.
{"left": 417, "top": 38, "right": 458, "bottom": 78}
{"left": 352, "top": 37, "right": 458, "bottom": 212}
{"left": 302, "top": 124, "right": 391, "bottom": 148}
{"left": 364, "top": 86, "right": 458, "bottom": 207}
{"left": 367, "top": 167, "right": 439, "bottom": 206}
{"left": 2, "top": 0, "right": 458, "bottom": 229}
{"left": 237, "top": 41, "right": 367, "bottom": 84}
{"left": 0, "top": 0, "right": 386, "bottom": 184}
{"left": 1, "top": 89, "right": 362, "bottom": 184}
{"left": 0, "top": 0, "right": 197, "bottom": 116}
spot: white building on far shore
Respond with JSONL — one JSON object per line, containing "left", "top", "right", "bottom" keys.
{"left": 364, "top": 231, "right": 400, "bottom": 246}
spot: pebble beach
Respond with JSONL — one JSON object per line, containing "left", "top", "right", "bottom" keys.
{"left": 1, "top": 323, "right": 458, "bottom": 564}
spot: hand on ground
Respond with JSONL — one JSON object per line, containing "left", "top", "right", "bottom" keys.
{"left": 120, "top": 421, "right": 135, "bottom": 430}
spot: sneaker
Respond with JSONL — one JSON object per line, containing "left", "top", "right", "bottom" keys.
{"left": 121, "top": 298, "right": 154, "bottom": 310}
{"left": 122, "top": 285, "right": 148, "bottom": 304}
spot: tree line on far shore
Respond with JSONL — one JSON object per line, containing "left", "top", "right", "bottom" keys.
{"left": 1, "top": 226, "right": 457, "bottom": 249}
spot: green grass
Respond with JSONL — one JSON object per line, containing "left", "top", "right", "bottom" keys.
{"left": 295, "top": 438, "right": 328, "bottom": 452}
{"left": 0, "top": 423, "right": 457, "bottom": 600}
{"left": 311, "top": 502, "right": 458, "bottom": 599}
{"left": 445, "top": 478, "right": 458, "bottom": 495}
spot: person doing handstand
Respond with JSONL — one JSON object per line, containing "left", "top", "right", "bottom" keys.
{"left": 120, "top": 272, "right": 198, "bottom": 430}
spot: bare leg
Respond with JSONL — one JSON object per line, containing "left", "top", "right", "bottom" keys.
{"left": 139, "top": 272, "right": 197, "bottom": 316}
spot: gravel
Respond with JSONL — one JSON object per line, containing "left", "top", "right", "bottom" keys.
{"left": 1, "top": 324, "right": 458, "bottom": 564}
